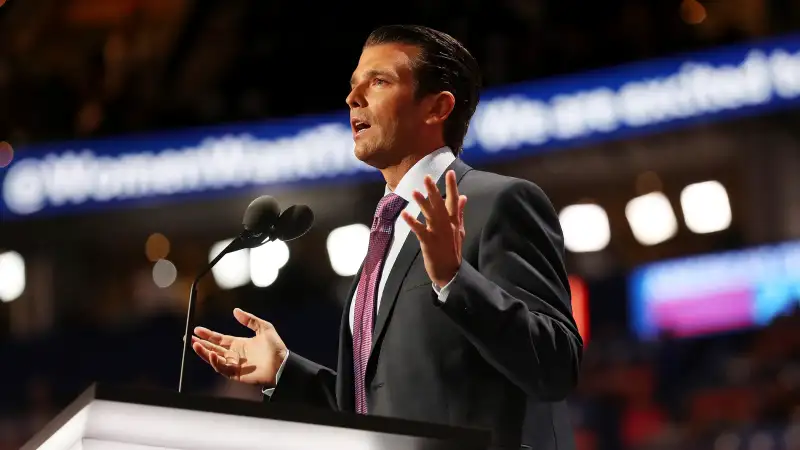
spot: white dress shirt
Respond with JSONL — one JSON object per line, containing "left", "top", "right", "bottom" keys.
{"left": 265, "top": 146, "right": 457, "bottom": 396}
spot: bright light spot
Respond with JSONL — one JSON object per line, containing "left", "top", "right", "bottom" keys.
{"left": 152, "top": 259, "right": 178, "bottom": 288}
{"left": 0, "top": 250, "right": 25, "bottom": 302}
{"left": 327, "top": 224, "right": 370, "bottom": 276}
{"left": 251, "top": 266, "right": 279, "bottom": 288}
{"left": 558, "top": 204, "right": 611, "bottom": 252}
{"left": 251, "top": 240, "right": 289, "bottom": 270}
{"left": 626, "top": 192, "right": 678, "bottom": 245}
{"left": 209, "top": 239, "right": 250, "bottom": 290}
{"left": 680, "top": 180, "right": 732, "bottom": 234}
{"left": 250, "top": 241, "right": 289, "bottom": 288}
{"left": 145, "top": 232, "right": 170, "bottom": 262}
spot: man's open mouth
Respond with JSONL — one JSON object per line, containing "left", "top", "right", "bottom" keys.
{"left": 352, "top": 119, "right": 371, "bottom": 135}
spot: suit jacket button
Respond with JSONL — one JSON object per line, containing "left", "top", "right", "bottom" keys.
{"left": 372, "top": 382, "right": 385, "bottom": 390}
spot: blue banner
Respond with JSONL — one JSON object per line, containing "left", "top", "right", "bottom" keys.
{"left": 2, "top": 34, "right": 800, "bottom": 220}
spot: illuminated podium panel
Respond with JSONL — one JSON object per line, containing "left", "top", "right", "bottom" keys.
{"left": 22, "top": 384, "right": 490, "bottom": 450}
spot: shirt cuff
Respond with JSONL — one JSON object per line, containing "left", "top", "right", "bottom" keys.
{"left": 432, "top": 271, "right": 458, "bottom": 303}
{"left": 262, "top": 349, "right": 290, "bottom": 397}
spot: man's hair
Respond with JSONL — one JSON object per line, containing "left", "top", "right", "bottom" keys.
{"left": 365, "top": 25, "right": 482, "bottom": 155}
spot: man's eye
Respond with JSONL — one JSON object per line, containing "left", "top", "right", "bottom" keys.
{"left": 373, "top": 78, "right": 387, "bottom": 86}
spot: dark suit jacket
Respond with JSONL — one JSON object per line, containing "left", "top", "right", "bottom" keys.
{"left": 268, "top": 158, "right": 583, "bottom": 450}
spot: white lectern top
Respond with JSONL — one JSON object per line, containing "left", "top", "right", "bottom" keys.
{"left": 21, "top": 383, "right": 490, "bottom": 450}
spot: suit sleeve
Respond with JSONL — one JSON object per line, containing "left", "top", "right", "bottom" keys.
{"left": 436, "top": 179, "right": 583, "bottom": 401}
{"left": 265, "top": 352, "right": 338, "bottom": 410}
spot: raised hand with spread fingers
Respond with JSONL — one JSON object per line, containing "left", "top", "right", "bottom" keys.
{"left": 401, "top": 169, "right": 468, "bottom": 289}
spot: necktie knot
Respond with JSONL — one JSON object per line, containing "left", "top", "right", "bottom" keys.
{"left": 374, "top": 193, "right": 407, "bottom": 222}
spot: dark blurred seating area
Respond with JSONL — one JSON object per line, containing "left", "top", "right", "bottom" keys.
{"left": 573, "top": 308, "right": 800, "bottom": 450}
{"left": 1, "top": 0, "right": 799, "bottom": 145}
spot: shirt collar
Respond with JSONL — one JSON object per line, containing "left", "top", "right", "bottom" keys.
{"left": 384, "top": 146, "right": 456, "bottom": 201}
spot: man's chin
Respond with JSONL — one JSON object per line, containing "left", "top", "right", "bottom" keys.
{"left": 353, "top": 144, "right": 370, "bottom": 161}
{"left": 354, "top": 144, "right": 380, "bottom": 165}
{"left": 355, "top": 150, "right": 393, "bottom": 170}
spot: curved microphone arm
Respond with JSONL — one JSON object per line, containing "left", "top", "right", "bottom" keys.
{"left": 177, "top": 229, "right": 275, "bottom": 393}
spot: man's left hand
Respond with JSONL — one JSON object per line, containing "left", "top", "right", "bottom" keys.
{"left": 401, "top": 169, "right": 468, "bottom": 288}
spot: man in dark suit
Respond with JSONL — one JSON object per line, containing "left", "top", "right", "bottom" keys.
{"left": 191, "top": 24, "right": 583, "bottom": 450}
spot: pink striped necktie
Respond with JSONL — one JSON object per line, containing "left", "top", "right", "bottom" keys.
{"left": 352, "top": 193, "right": 408, "bottom": 414}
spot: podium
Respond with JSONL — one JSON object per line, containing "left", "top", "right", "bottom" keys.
{"left": 21, "top": 383, "right": 491, "bottom": 450}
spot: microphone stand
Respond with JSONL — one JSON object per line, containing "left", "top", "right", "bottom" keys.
{"left": 177, "top": 229, "right": 273, "bottom": 393}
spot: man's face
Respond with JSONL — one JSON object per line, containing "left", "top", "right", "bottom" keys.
{"left": 347, "top": 43, "right": 425, "bottom": 168}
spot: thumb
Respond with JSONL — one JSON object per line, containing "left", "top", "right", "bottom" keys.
{"left": 233, "top": 308, "right": 266, "bottom": 333}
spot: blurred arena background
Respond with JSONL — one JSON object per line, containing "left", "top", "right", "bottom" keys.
{"left": 1, "top": 0, "right": 799, "bottom": 449}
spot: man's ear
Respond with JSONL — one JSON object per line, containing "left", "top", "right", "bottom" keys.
{"left": 424, "top": 91, "right": 456, "bottom": 125}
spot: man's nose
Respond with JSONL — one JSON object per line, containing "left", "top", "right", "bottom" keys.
{"left": 346, "top": 86, "right": 366, "bottom": 109}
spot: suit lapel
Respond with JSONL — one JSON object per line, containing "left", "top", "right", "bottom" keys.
{"left": 368, "top": 158, "right": 473, "bottom": 361}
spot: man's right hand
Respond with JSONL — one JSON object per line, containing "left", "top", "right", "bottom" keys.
{"left": 191, "top": 308, "right": 288, "bottom": 387}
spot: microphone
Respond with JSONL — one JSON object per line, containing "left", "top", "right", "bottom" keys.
{"left": 274, "top": 204, "right": 314, "bottom": 241}
{"left": 177, "top": 196, "right": 314, "bottom": 393}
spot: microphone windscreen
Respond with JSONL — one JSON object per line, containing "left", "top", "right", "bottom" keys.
{"left": 242, "top": 196, "right": 281, "bottom": 233}
{"left": 275, "top": 205, "right": 314, "bottom": 241}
